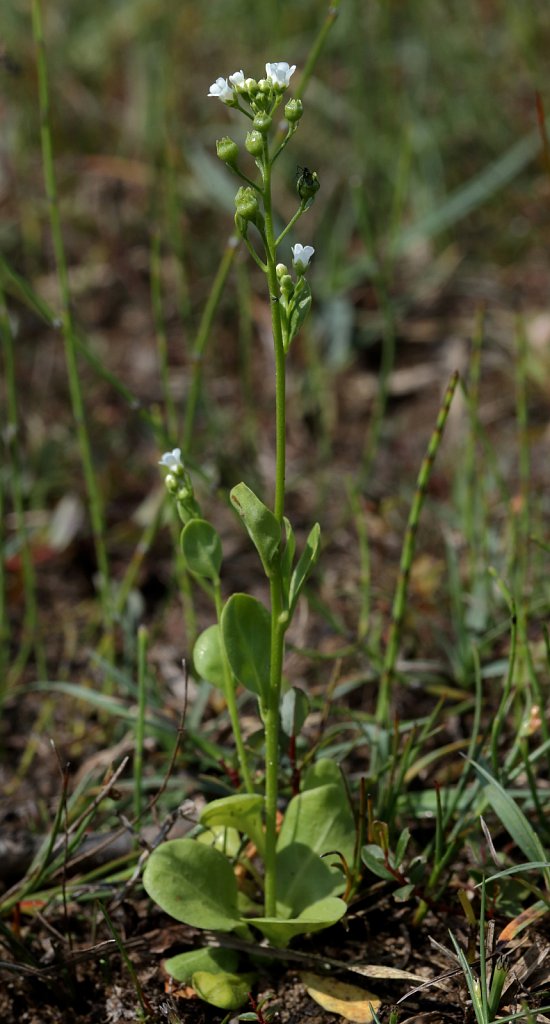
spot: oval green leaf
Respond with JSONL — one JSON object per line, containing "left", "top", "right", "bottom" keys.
{"left": 142, "top": 838, "right": 241, "bottom": 931}
{"left": 280, "top": 686, "right": 310, "bottom": 738}
{"left": 181, "top": 519, "right": 222, "bottom": 580}
{"left": 164, "top": 947, "right": 238, "bottom": 984}
{"left": 221, "top": 594, "right": 270, "bottom": 702}
{"left": 200, "top": 794, "right": 265, "bottom": 855}
{"left": 192, "top": 970, "right": 256, "bottom": 1010}
{"left": 250, "top": 896, "right": 347, "bottom": 947}
{"left": 193, "top": 624, "right": 227, "bottom": 690}
{"left": 230, "top": 482, "right": 281, "bottom": 576}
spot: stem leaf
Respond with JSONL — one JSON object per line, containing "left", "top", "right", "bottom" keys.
{"left": 193, "top": 624, "right": 227, "bottom": 690}
{"left": 230, "top": 482, "right": 281, "bottom": 576}
{"left": 221, "top": 594, "right": 271, "bottom": 701}
{"left": 289, "top": 522, "right": 321, "bottom": 616}
{"left": 181, "top": 518, "right": 222, "bottom": 581}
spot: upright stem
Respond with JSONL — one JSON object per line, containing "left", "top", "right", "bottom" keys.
{"left": 261, "top": 146, "right": 287, "bottom": 917}
{"left": 182, "top": 238, "right": 237, "bottom": 453}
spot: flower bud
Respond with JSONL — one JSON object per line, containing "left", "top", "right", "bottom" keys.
{"left": 258, "top": 78, "right": 271, "bottom": 94}
{"left": 296, "top": 166, "right": 320, "bottom": 201}
{"left": 245, "top": 77, "right": 259, "bottom": 96}
{"left": 253, "top": 112, "right": 272, "bottom": 135}
{"left": 276, "top": 263, "right": 289, "bottom": 279}
{"left": 235, "top": 186, "right": 260, "bottom": 221}
{"left": 245, "top": 130, "right": 264, "bottom": 157}
{"left": 279, "top": 274, "right": 294, "bottom": 303}
{"left": 216, "top": 136, "right": 239, "bottom": 167}
{"left": 284, "top": 98, "right": 303, "bottom": 123}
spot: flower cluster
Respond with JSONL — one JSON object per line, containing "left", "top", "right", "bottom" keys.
{"left": 205, "top": 58, "right": 317, "bottom": 356}
{"left": 208, "top": 61, "right": 296, "bottom": 117}
{"left": 159, "top": 448, "right": 201, "bottom": 523}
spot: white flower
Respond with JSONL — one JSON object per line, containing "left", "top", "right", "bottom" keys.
{"left": 291, "top": 243, "right": 315, "bottom": 271}
{"left": 228, "top": 70, "right": 245, "bottom": 89}
{"left": 265, "top": 62, "right": 296, "bottom": 89}
{"left": 159, "top": 448, "right": 184, "bottom": 472}
{"left": 207, "top": 77, "right": 234, "bottom": 103}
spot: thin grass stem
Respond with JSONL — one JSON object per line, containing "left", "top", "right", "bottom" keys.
{"left": 133, "top": 625, "right": 148, "bottom": 822}
{"left": 182, "top": 238, "right": 237, "bottom": 453}
{"left": 376, "top": 370, "right": 459, "bottom": 724}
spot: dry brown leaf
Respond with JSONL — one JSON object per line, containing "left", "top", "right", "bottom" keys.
{"left": 300, "top": 972, "right": 381, "bottom": 1022}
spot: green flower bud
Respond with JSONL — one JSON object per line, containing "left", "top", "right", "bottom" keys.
{"left": 216, "top": 136, "right": 239, "bottom": 167}
{"left": 296, "top": 165, "right": 320, "bottom": 201}
{"left": 284, "top": 98, "right": 303, "bottom": 123}
{"left": 245, "top": 77, "right": 259, "bottom": 96}
{"left": 245, "top": 130, "right": 264, "bottom": 156}
{"left": 253, "top": 112, "right": 272, "bottom": 135}
{"left": 258, "top": 78, "right": 271, "bottom": 94}
{"left": 279, "top": 274, "right": 294, "bottom": 303}
{"left": 276, "top": 263, "right": 289, "bottom": 279}
{"left": 235, "top": 185, "right": 260, "bottom": 221}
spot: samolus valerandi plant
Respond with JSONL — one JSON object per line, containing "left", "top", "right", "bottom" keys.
{"left": 142, "top": 62, "right": 357, "bottom": 1010}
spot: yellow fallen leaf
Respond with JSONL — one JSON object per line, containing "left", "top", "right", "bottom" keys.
{"left": 300, "top": 972, "right": 381, "bottom": 1023}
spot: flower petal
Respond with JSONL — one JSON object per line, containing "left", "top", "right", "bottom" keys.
{"left": 159, "top": 448, "right": 183, "bottom": 471}
{"left": 265, "top": 62, "right": 296, "bottom": 88}
{"left": 207, "top": 77, "right": 234, "bottom": 102}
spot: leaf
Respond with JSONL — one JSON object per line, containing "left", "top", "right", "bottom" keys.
{"left": 192, "top": 970, "right": 256, "bottom": 1009}
{"left": 276, "top": 783, "right": 356, "bottom": 915}
{"left": 471, "top": 759, "right": 550, "bottom": 886}
{"left": 288, "top": 522, "right": 321, "bottom": 616}
{"left": 249, "top": 896, "right": 347, "bottom": 947}
{"left": 481, "top": 862, "right": 550, "bottom": 883}
{"left": 200, "top": 794, "right": 265, "bottom": 855}
{"left": 0, "top": 253, "right": 58, "bottom": 326}
{"left": 395, "top": 826, "right": 411, "bottom": 868}
{"left": 361, "top": 845, "right": 396, "bottom": 882}
{"left": 301, "top": 758, "right": 344, "bottom": 791}
{"left": 300, "top": 972, "right": 381, "bottom": 1022}
{"left": 280, "top": 687, "right": 310, "bottom": 738}
{"left": 280, "top": 518, "right": 296, "bottom": 598}
{"left": 193, "top": 624, "right": 227, "bottom": 690}
{"left": 163, "top": 946, "right": 238, "bottom": 983}
{"left": 393, "top": 883, "right": 415, "bottom": 902}
{"left": 221, "top": 594, "right": 270, "bottom": 702}
{"left": 276, "top": 842, "right": 345, "bottom": 918}
{"left": 180, "top": 519, "right": 222, "bottom": 581}
{"left": 287, "top": 277, "right": 312, "bottom": 349}
{"left": 497, "top": 900, "right": 549, "bottom": 943}
{"left": 196, "top": 825, "right": 242, "bottom": 857}
{"left": 142, "top": 838, "right": 242, "bottom": 931}
{"left": 230, "top": 482, "right": 281, "bottom": 576}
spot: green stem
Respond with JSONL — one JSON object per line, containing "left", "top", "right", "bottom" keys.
{"left": 275, "top": 200, "right": 308, "bottom": 247}
{"left": 375, "top": 371, "right": 459, "bottom": 725}
{"left": 32, "top": 0, "right": 112, "bottom": 633}
{"left": 261, "top": 143, "right": 288, "bottom": 918}
{"left": 150, "top": 226, "right": 178, "bottom": 438}
{"left": 182, "top": 237, "right": 237, "bottom": 453}
{"left": 294, "top": 1, "right": 341, "bottom": 102}
{"left": 133, "top": 625, "right": 148, "bottom": 822}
